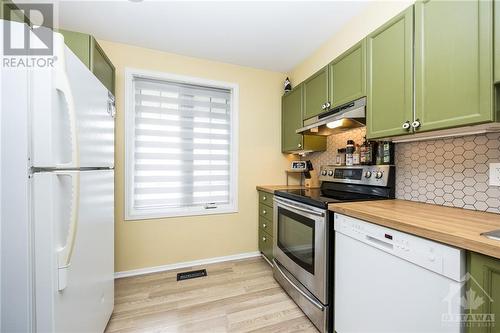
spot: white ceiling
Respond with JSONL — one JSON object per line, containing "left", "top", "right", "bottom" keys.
{"left": 55, "top": 1, "right": 371, "bottom": 72}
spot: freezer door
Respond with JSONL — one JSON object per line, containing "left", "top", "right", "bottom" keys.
{"left": 1, "top": 20, "right": 34, "bottom": 333}
{"left": 31, "top": 33, "right": 115, "bottom": 168}
{"left": 33, "top": 170, "right": 114, "bottom": 333}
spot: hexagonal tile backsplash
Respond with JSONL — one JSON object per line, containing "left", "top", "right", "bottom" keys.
{"left": 307, "top": 128, "right": 500, "bottom": 214}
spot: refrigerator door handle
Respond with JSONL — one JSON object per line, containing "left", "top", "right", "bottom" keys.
{"left": 55, "top": 171, "right": 80, "bottom": 291}
{"left": 54, "top": 33, "right": 80, "bottom": 169}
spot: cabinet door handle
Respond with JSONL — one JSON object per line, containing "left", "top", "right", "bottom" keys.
{"left": 262, "top": 209, "right": 267, "bottom": 215}
{"left": 262, "top": 236, "right": 267, "bottom": 242}
{"left": 412, "top": 119, "right": 421, "bottom": 129}
{"left": 325, "top": 101, "right": 331, "bottom": 109}
{"left": 297, "top": 143, "right": 302, "bottom": 148}
{"left": 402, "top": 121, "right": 411, "bottom": 130}
{"left": 321, "top": 103, "right": 326, "bottom": 110}
{"left": 262, "top": 223, "right": 267, "bottom": 228}
{"left": 262, "top": 196, "right": 267, "bottom": 201}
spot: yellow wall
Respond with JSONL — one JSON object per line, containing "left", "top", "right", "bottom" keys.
{"left": 288, "top": 0, "right": 414, "bottom": 85}
{"left": 101, "top": 1, "right": 416, "bottom": 272}
{"left": 98, "top": 40, "right": 289, "bottom": 272}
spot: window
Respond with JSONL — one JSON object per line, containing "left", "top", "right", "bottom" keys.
{"left": 125, "top": 69, "right": 238, "bottom": 220}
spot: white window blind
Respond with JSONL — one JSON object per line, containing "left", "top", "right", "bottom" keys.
{"left": 127, "top": 73, "right": 237, "bottom": 219}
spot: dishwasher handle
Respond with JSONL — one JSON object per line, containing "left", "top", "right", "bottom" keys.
{"left": 365, "top": 235, "right": 394, "bottom": 250}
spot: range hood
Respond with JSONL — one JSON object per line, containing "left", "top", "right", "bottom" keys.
{"left": 296, "top": 97, "right": 366, "bottom": 136}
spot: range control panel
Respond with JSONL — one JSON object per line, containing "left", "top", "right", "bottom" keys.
{"left": 319, "top": 165, "right": 395, "bottom": 187}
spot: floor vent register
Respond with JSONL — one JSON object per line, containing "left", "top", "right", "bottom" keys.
{"left": 176, "top": 269, "right": 208, "bottom": 281}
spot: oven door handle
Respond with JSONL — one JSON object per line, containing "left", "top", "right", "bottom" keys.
{"left": 274, "top": 198, "right": 325, "bottom": 217}
{"left": 273, "top": 259, "right": 325, "bottom": 311}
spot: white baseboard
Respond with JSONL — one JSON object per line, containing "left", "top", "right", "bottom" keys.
{"left": 114, "top": 251, "right": 261, "bottom": 279}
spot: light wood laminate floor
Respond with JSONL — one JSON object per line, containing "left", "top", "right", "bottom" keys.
{"left": 105, "top": 257, "right": 318, "bottom": 333}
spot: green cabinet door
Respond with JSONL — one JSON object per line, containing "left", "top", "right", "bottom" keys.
{"left": 282, "top": 85, "right": 303, "bottom": 152}
{"left": 259, "top": 228, "right": 273, "bottom": 263}
{"left": 303, "top": 66, "right": 329, "bottom": 120}
{"left": 58, "top": 30, "right": 92, "bottom": 68}
{"left": 366, "top": 6, "right": 414, "bottom": 139}
{"left": 414, "top": 0, "right": 494, "bottom": 133}
{"left": 495, "top": 0, "right": 500, "bottom": 83}
{"left": 58, "top": 29, "right": 116, "bottom": 94}
{"left": 1, "top": 1, "right": 29, "bottom": 23}
{"left": 281, "top": 84, "right": 326, "bottom": 153}
{"left": 467, "top": 252, "right": 500, "bottom": 332}
{"left": 329, "top": 40, "right": 366, "bottom": 108}
{"left": 91, "top": 39, "right": 115, "bottom": 94}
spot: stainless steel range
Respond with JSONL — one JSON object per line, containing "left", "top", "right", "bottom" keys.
{"left": 272, "top": 165, "right": 396, "bottom": 333}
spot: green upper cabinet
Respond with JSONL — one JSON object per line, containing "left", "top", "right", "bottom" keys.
{"left": 495, "top": 0, "right": 500, "bottom": 83}
{"left": 60, "top": 30, "right": 92, "bottom": 67}
{"left": 414, "top": 0, "right": 494, "bottom": 133}
{"left": 329, "top": 40, "right": 367, "bottom": 108}
{"left": 0, "top": 0, "right": 29, "bottom": 23}
{"left": 303, "top": 66, "right": 329, "bottom": 120}
{"left": 366, "top": 6, "right": 414, "bottom": 139}
{"left": 58, "top": 29, "right": 116, "bottom": 94}
{"left": 467, "top": 252, "right": 500, "bottom": 333}
{"left": 301, "top": 42, "right": 366, "bottom": 121}
{"left": 92, "top": 41, "right": 115, "bottom": 94}
{"left": 281, "top": 84, "right": 326, "bottom": 153}
{"left": 282, "top": 85, "right": 303, "bottom": 152}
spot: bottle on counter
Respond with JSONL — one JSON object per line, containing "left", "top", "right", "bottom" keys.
{"left": 382, "top": 141, "right": 394, "bottom": 165}
{"left": 353, "top": 144, "right": 360, "bottom": 165}
{"left": 376, "top": 141, "right": 394, "bottom": 165}
{"left": 376, "top": 142, "right": 384, "bottom": 165}
{"left": 370, "top": 141, "right": 378, "bottom": 165}
{"left": 346, "top": 140, "right": 355, "bottom": 166}
{"left": 360, "top": 137, "right": 377, "bottom": 165}
{"left": 335, "top": 148, "right": 346, "bottom": 165}
{"left": 360, "top": 138, "right": 368, "bottom": 164}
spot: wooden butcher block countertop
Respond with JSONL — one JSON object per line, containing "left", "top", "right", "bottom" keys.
{"left": 256, "top": 185, "right": 317, "bottom": 194}
{"left": 329, "top": 199, "right": 500, "bottom": 259}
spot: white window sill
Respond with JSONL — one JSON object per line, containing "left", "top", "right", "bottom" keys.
{"left": 125, "top": 205, "right": 238, "bottom": 221}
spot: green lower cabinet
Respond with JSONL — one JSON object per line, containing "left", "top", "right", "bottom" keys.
{"left": 414, "top": 0, "right": 494, "bottom": 133}
{"left": 259, "top": 203, "right": 273, "bottom": 220}
{"left": 467, "top": 252, "right": 500, "bottom": 332}
{"left": 258, "top": 191, "right": 273, "bottom": 205}
{"left": 258, "top": 191, "right": 274, "bottom": 263}
{"left": 259, "top": 228, "right": 273, "bottom": 263}
{"left": 259, "top": 216, "right": 273, "bottom": 235}
{"left": 329, "top": 39, "right": 367, "bottom": 108}
{"left": 303, "top": 66, "right": 329, "bottom": 120}
{"left": 58, "top": 29, "right": 115, "bottom": 94}
{"left": 366, "top": 6, "right": 414, "bottom": 139}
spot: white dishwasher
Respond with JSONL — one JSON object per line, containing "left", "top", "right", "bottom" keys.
{"left": 334, "top": 213, "right": 465, "bottom": 333}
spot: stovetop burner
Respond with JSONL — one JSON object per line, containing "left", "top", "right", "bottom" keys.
{"left": 275, "top": 165, "right": 396, "bottom": 209}
{"left": 275, "top": 188, "right": 387, "bottom": 209}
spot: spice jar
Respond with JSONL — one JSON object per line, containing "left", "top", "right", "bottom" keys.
{"left": 335, "top": 148, "right": 346, "bottom": 165}
{"left": 346, "top": 140, "right": 355, "bottom": 166}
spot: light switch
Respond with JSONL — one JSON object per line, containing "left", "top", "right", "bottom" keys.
{"left": 489, "top": 163, "right": 500, "bottom": 186}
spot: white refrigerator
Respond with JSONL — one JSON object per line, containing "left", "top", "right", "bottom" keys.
{"left": 1, "top": 21, "right": 115, "bottom": 332}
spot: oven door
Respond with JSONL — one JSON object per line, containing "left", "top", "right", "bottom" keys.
{"left": 273, "top": 196, "right": 328, "bottom": 303}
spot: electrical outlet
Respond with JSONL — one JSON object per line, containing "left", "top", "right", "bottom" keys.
{"left": 489, "top": 163, "right": 500, "bottom": 186}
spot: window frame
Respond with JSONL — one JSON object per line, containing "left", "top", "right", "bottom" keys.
{"left": 124, "top": 68, "right": 239, "bottom": 220}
